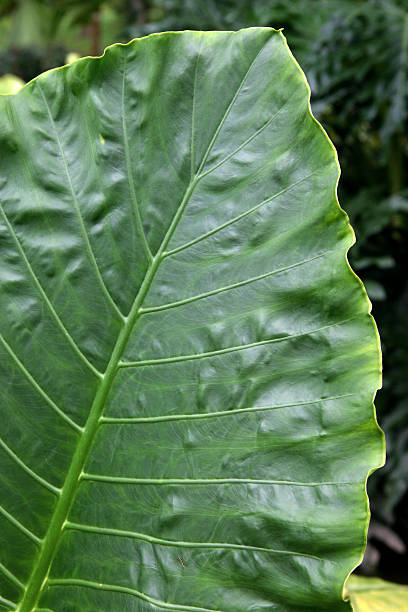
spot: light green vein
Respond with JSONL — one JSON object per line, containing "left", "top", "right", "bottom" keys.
{"left": 0, "top": 333, "right": 82, "bottom": 433}
{"left": 46, "top": 578, "right": 223, "bottom": 611}
{"left": 121, "top": 52, "right": 153, "bottom": 264}
{"left": 190, "top": 34, "right": 203, "bottom": 179}
{"left": 99, "top": 393, "right": 354, "bottom": 424}
{"left": 0, "top": 563, "right": 25, "bottom": 591}
{"left": 197, "top": 102, "right": 287, "bottom": 182}
{"left": 0, "top": 437, "right": 61, "bottom": 495}
{"left": 0, "top": 505, "right": 41, "bottom": 545}
{"left": 64, "top": 521, "right": 323, "bottom": 561}
{"left": 142, "top": 251, "right": 329, "bottom": 313}
{"left": 196, "top": 40, "right": 268, "bottom": 176}
{"left": 37, "top": 82, "right": 125, "bottom": 322}
{"left": 163, "top": 171, "right": 318, "bottom": 258}
{"left": 81, "top": 474, "right": 352, "bottom": 487}
{"left": 0, "top": 205, "right": 102, "bottom": 380}
{"left": 119, "top": 317, "right": 356, "bottom": 368}
{"left": 0, "top": 595, "right": 16, "bottom": 610}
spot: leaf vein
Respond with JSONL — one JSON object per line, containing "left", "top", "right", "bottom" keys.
{"left": 0, "top": 505, "right": 41, "bottom": 545}
{"left": 64, "top": 521, "right": 323, "bottom": 561}
{"left": 0, "top": 563, "right": 25, "bottom": 591}
{"left": 143, "top": 251, "right": 329, "bottom": 314}
{"left": 0, "top": 333, "right": 82, "bottom": 433}
{"left": 0, "top": 437, "right": 61, "bottom": 495}
{"left": 121, "top": 52, "right": 153, "bottom": 264}
{"left": 47, "top": 579, "right": 223, "bottom": 611}
{"left": 197, "top": 102, "right": 287, "bottom": 182}
{"left": 163, "top": 171, "right": 319, "bottom": 258}
{"left": 0, "top": 595, "right": 17, "bottom": 610}
{"left": 37, "top": 83, "right": 125, "bottom": 321}
{"left": 0, "top": 205, "right": 102, "bottom": 379}
{"left": 100, "top": 393, "right": 354, "bottom": 424}
{"left": 120, "top": 317, "right": 356, "bottom": 368}
{"left": 190, "top": 35, "right": 204, "bottom": 179}
{"left": 81, "top": 475, "right": 354, "bottom": 487}
{"left": 196, "top": 40, "right": 269, "bottom": 176}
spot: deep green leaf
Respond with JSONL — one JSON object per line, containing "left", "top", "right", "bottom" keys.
{"left": 0, "top": 28, "right": 384, "bottom": 611}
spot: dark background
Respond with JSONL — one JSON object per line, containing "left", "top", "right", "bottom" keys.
{"left": 1, "top": 0, "right": 407, "bottom": 583}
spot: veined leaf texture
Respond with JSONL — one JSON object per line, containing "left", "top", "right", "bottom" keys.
{"left": 0, "top": 28, "right": 384, "bottom": 611}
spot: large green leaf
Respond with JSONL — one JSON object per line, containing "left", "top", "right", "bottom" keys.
{"left": 346, "top": 575, "right": 408, "bottom": 611}
{"left": 0, "top": 28, "right": 384, "bottom": 611}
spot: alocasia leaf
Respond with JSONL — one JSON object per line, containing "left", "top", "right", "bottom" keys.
{"left": 0, "top": 28, "right": 384, "bottom": 611}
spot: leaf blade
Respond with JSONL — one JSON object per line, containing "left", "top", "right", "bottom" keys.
{"left": 0, "top": 29, "right": 384, "bottom": 611}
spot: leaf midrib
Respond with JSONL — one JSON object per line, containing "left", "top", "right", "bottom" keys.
{"left": 17, "top": 37, "right": 270, "bottom": 611}
{"left": 18, "top": 248, "right": 162, "bottom": 612}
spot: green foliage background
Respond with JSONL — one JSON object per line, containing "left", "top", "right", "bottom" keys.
{"left": 1, "top": 0, "right": 407, "bottom": 583}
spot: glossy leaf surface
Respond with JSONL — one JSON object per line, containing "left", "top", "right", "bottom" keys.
{"left": 0, "top": 28, "right": 383, "bottom": 611}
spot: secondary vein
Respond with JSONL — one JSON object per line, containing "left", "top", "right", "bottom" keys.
{"left": 121, "top": 53, "right": 153, "bottom": 263}
{"left": 0, "top": 563, "right": 25, "bottom": 591}
{"left": 0, "top": 505, "right": 41, "bottom": 545}
{"left": 0, "top": 204, "right": 102, "bottom": 379}
{"left": 81, "top": 474, "right": 352, "bottom": 487}
{"left": 119, "top": 317, "right": 356, "bottom": 368}
{"left": 99, "top": 393, "right": 354, "bottom": 424}
{"left": 47, "top": 578, "right": 223, "bottom": 611}
{"left": 37, "top": 83, "right": 125, "bottom": 322}
{"left": 163, "top": 171, "right": 318, "bottom": 258}
{"left": 0, "top": 437, "right": 61, "bottom": 496}
{"left": 0, "top": 333, "right": 82, "bottom": 434}
{"left": 0, "top": 595, "right": 17, "bottom": 610}
{"left": 142, "top": 250, "right": 329, "bottom": 313}
{"left": 64, "top": 521, "right": 323, "bottom": 560}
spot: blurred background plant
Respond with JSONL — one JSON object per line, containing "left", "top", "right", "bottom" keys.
{"left": 1, "top": 0, "right": 407, "bottom": 585}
